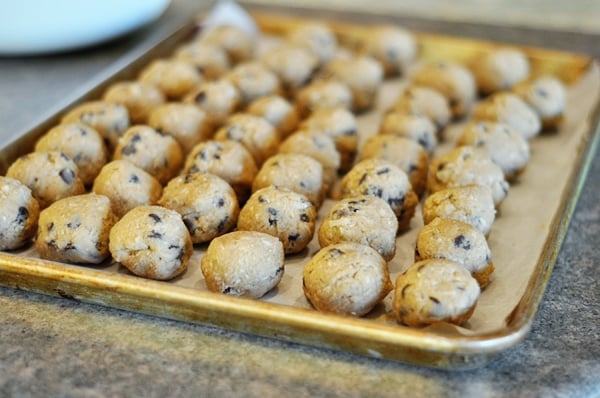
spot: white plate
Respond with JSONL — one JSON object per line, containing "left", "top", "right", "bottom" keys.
{"left": 0, "top": 0, "right": 171, "bottom": 55}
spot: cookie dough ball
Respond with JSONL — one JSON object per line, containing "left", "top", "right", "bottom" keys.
{"left": 472, "top": 48, "right": 530, "bottom": 95}
{"left": 201, "top": 231, "right": 284, "bottom": 298}
{"left": 7, "top": 152, "right": 85, "bottom": 209}
{"left": 184, "top": 140, "right": 258, "bottom": 203}
{"left": 35, "top": 122, "right": 108, "bottom": 186}
{"left": 113, "top": 125, "right": 183, "bottom": 185}
{"left": 422, "top": 185, "right": 496, "bottom": 237}
{"left": 103, "top": 81, "right": 166, "bottom": 124}
{"left": 200, "top": 25, "right": 255, "bottom": 64}
{"left": 252, "top": 153, "right": 325, "bottom": 207}
{"left": 324, "top": 55, "right": 384, "bottom": 112}
{"left": 288, "top": 22, "right": 337, "bottom": 65}
{"left": 214, "top": 113, "right": 280, "bottom": 166}
{"left": 92, "top": 160, "right": 162, "bottom": 218}
{"left": 158, "top": 172, "right": 238, "bottom": 244}
{"left": 415, "top": 218, "right": 494, "bottom": 288}
{"left": 411, "top": 61, "right": 476, "bottom": 118}
{"left": 303, "top": 242, "right": 393, "bottom": 316}
{"left": 390, "top": 85, "right": 451, "bottom": 132}
{"left": 472, "top": 92, "right": 541, "bottom": 140}
{"left": 237, "top": 186, "right": 316, "bottom": 254}
{"left": 138, "top": 59, "right": 203, "bottom": 100}
{"left": 427, "top": 146, "right": 509, "bottom": 207}
{"left": 226, "top": 61, "right": 281, "bottom": 106}
{"left": 361, "top": 25, "right": 417, "bottom": 77}
{"left": 109, "top": 205, "right": 193, "bottom": 280}
{"left": 35, "top": 194, "right": 116, "bottom": 264}
{"left": 358, "top": 135, "right": 429, "bottom": 197}
{"left": 279, "top": 129, "right": 341, "bottom": 191}
{"left": 379, "top": 111, "right": 438, "bottom": 154}
{"left": 392, "top": 259, "right": 480, "bottom": 327}
{"left": 457, "top": 121, "right": 530, "bottom": 181}
{"left": 184, "top": 79, "right": 241, "bottom": 127}
{"left": 0, "top": 177, "right": 40, "bottom": 250}
{"left": 261, "top": 45, "right": 319, "bottom": 98}
{"left": 246, "top": 95, "right": 299, "bottom": 138}
{"left": 147, "top": 103, "right": 213, "bottom": 155}
{"left": 296, "top": 79, "right": 353, "bottom": 118}
{"left": 340, "top": 159, "right": 418, "bottom": 231}
{"left": 174, "top": 40, "right": 231, "bottom": 80}
{"left": 301, "top": 107, "right": 358, "bottom": 172}
{"left": 61, "top": 101, "right": 130, "bottom": 151}
{"left": 319, "top": 196, "right": 398, "bottom": 261}
{"left": 512, "top": 75, "right": 567, "bottom": 130}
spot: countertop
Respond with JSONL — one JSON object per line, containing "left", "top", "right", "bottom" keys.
{"left": 0, "top": 1, "right": 599, "bottom": 396}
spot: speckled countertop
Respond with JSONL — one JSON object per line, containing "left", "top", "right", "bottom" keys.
{"left": 0, "top": 1, "right": 599, "bottom": 396}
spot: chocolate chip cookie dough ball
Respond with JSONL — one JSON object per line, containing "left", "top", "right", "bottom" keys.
{"left": 427, "top": 146, "right": 509, "bottom": 207}
{"left": 174, "top": 40, "right": 231, "bottom": 80}
{"left": 35, "top": 194, "right": 116, "bottom": 264}
{"left": 252, "top": 153, "right": 325, "bottom": 207}
{"left": 472, "top": 92, "right": 541, "bottom": 140}
{"left": 288, "top": 22, "right": 337, "bottom": 65}
{"left": 61, "top": 101, "right": 130, "bottom": 151}
{"left": 261, "top": 44, "right": 319, "bottom": 98}
{"left": 422, "top": 185, "right": 496, "bottom": 237}
{"left": 361, "top": 25, "right": 417, "bottom": 77}
{"left": 379, "top": 111, "right": 438, "bottom": 154}
{"left": 324, "top": 55, "right": 384, "bottom": 112}
{"left": 7, "top": 152, "right": 85, "bottom": 209}
{"left": 225, "top": 61, "right": 281, "bottom": 107}
{"left": 415, "top": 218, "right": 494, "bottom": 288}
{"left": 147, "top": 103, "right": 213, "bottom": 155}
{"left": 303, "top": 242, "right": 393, "bottom": 317}
{"left": 358, "top": 135, "right": 429, "bottom": 197}
{"left": 158, "top": 172, "right": 238, "bottom": 244}
{"left": 512, "top": 75, "right": 567, "bottom": 130}
{"left": 390, "top": 85, "right": 451, "bottom": 133}
{"left": 92, "top": 160, "right": 162, "bottom": 218}
{"left": 139, "top": 59, "right": 203, "bottom": 100}
{"left": 201, "top": 231, "right": 284, "bottom": 298}
{"left": 237, "top": 186, "right": 317, "bottom": 254}
{"left": 319, "top": 196, "right": 398, "bottom": 261}
{"left": 392, "top": 259, "right": 480, "bottom": 327}
{"left": 200, "top": 25, "right": 255, "bottom": 64}
{"left": 103, "top": 81, "right": 166, "bottom": 124}
{"left": 278, "top": 129, "right": 341, "bottom": 192}
{"left": 184, "top": 79, "right": 241, "bottom": 127}
{"left": 183, "top": 140, "right": 258, "bottom": 203}
{"left": 339, "top": 159, "right": 418, "bottom": 231}
{"left": 295, "top": 79, "right": 353, "bottom": 118}
{"left": 457, "top": 121, "right": 530, "bottom": 181}
{"left": 214, "top": 113, "right": 280, "bottom": 166}
{"left": 246, "top": 95, "right": 299, "bottom": 138}
{"left": 113, "top": 125, "right": 183, "bottom": 185}
{"left": 301, "top": 107, "right": 358, "bottom": 173}
{"left": 472, "top": 48, "right": 530, "bottom": 95}
{"left": 0, "top": 177, "right": 40, "bottom": 250}
{"left": 109, "top": 206, "right": 193, "bottom": 281}
{"left": 35, "top": 123, "right": 108, "bottom": 186}
{"left": 411, "top": 61, "right": 476, "bottom": 118}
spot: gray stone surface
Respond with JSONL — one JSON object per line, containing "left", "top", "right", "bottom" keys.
{"left": 0, "top": 1, "right": 599, "bottom": 396}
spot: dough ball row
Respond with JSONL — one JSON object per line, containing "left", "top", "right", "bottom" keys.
{"left": 1, "top": 20, "right": 568, "bottom": 330}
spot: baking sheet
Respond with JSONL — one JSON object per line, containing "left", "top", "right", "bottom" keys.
{"left": 0, "top": 11, "right": 599, "bottom": 368}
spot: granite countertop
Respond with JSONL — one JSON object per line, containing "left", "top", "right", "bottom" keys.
{"left": 0, "top": 1, "right": 599, "bottom": 396}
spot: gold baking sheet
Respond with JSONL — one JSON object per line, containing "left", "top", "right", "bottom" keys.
{"left": 0, "top": 11, "right": 599, "bottom": 369}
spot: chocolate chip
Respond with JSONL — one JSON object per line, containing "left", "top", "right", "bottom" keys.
{"left": 275, "top": 266, "right": 284, "bottom": 275}
{"left": 376, "top": 167, "right": 390, "bottom": 175}
{"left": 59, "top": 168, "right": 75, "bottom": 185}
{"left": 168, "top": 244, "right": 180, "bottom": 250}
{"left": 66, "top": 220, "right": 80, "bottom": 229}
{"left": 79, "top": 127, "right": 88, "bottom": 136}
{"left": 194, "top": 91, "right": 206, "bottom": 103}
{"left": 288, "top": 233, "right": 300, "bottom": 242}
{"left": 47, "top": 222, "right": 54, "bottom": 232}
{"left": 148, "top": 213, "right": 162, "bottom": 223}
{"left": 328, "top": 248, "right": 344, "bottom": 257}
{"left": 188, "top": 165, "right": 200, "bottom": 174}
{"left": 64, "top": 242, "right": 76, "bottom": 251}
{"left": 332, "top": 209, "right": 348, "bottom": 218}
{"left": 120, "top": 143, "right": 137, "bottom": 156}
{"left": 300, "top": 213, "right": 309, "bottom": 222}
{"left": 176, "top": 248, "right": 186, "bottom": 261}
{"left": 401, "top": 284, "right": 411, "bottom": 299}
{"left": 182, "top": 216, "right": 196, "bottom": 233}
{"left": 148, "top": 230, "right": 162, "bottom": 239}
{"left": 217, "top": 216, "right": 229, "bottom": 232}
{"left": 417, "top": 264, "right": 426, "bottom": 272}
{"left": 184, "top": 174, "right": 195, "bottom": 184}
{"left": 387, "top": 195, "right": 404, "bottom": 207}
{"left": 454, "top": 234, "right": 471, "bottom": 250}
{"left": 343, "top": 128, "right": 357, "bottom": 136}
{"left": 47, "top": 240, "right": 58, "bottom": 250}
{"left": 268, "top": 207, "right": 278, "bottom": 226}
{"left": 417, "top": 136, "right": 429, "bottom": 148}
{"left": 15, "top": 206, "right": 29, "bottom": 224}
{"left": 222, "top": 286, "right": 233, "bottom": 294}
{"left": 216, "top": 197, "right": 225, "bottom": 207}
{"left": 126, "top": 174, "right": 139, "bottom": 184}
{"left": 359, "top": 173, "right": 368, "bottom": 185}
{"left": 437, "top": 162, "right": 446, "bottom": 171}
{"left": 429, "top": 296, "right": 440, "bottom": 304}
{"left": 462, "top": 153, "right": 471, "bottom": 161}
{"left": 258, "top": 196, "right": 266, "bottom": 203}
{"left": 366, "top": 185, "right": 383, "bottom": 198}
{"left": 536, "top": 88, "right": 548, "bottom": 98}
